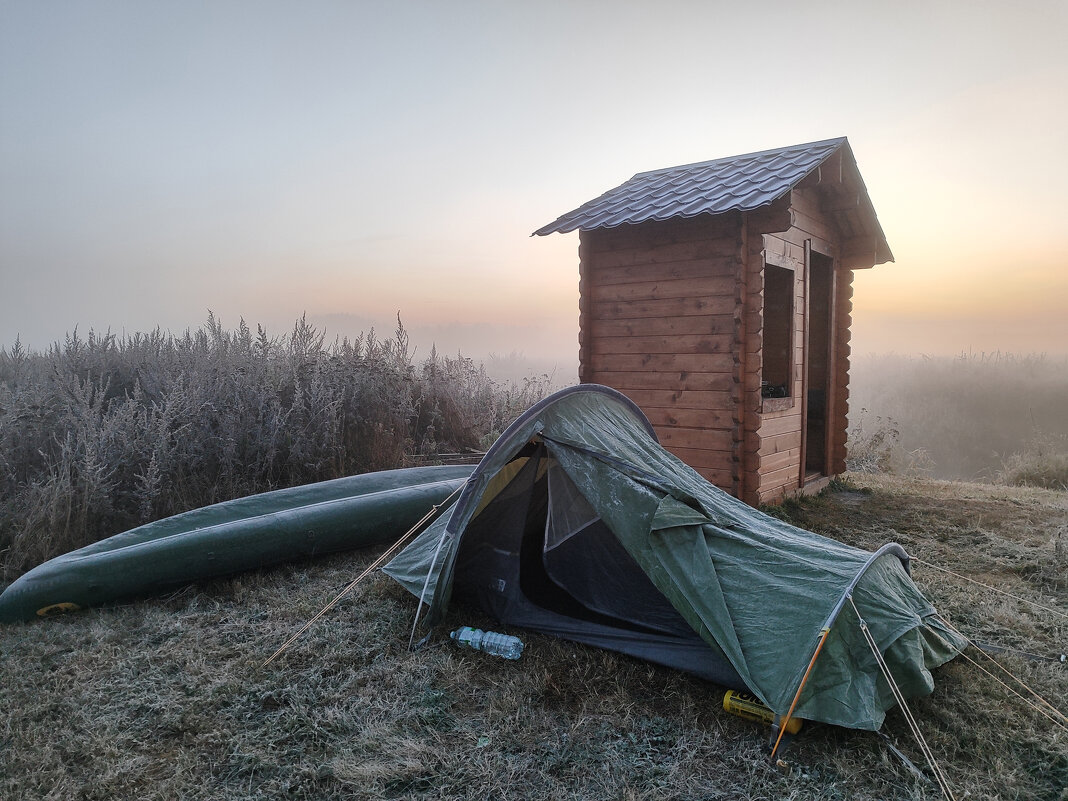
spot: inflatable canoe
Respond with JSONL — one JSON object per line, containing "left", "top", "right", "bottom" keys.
{"left": 0, "top": 465, "right": 473, "bottom": 623}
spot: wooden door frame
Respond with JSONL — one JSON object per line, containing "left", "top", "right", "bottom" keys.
{"left": 798, "top": 241, "right": 811, "bottom": 487}
{"left": 799, "top": 241, "right": 838, "bottom": 486}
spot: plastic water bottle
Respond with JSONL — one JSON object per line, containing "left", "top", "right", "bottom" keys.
{"left": 450, "top": 626, "right": 525, "bottom": 660}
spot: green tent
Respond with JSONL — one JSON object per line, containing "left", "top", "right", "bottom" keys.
{"left": 384, "top": 385, "right": 964, "bottom": 730}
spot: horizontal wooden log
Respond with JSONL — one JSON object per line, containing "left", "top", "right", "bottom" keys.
{"left": 758, "top": 464, "right": 802, "bottom": 493}
{"left": 762, "top": 249, "right": 803, "bottom": 271}
{"left": 744, "top": 408, "right": 764, "bottom": 431}
{"left": 589, "top": 256, "right": 736, "bottom": 286}
{"left": 789, "top": 186, "right": 823, "bottom": 217}
{"left": 589, "top": 275, "right": 735, "bottom": 303}
{"left": 589, "top": 353, "right": 735, "bottom": 374}
{"left": 758, "top": 412, "right": 802, "bottom": 439}
{"left": 589, "top": 334, "right": 732, "bottom": 356}
{"left": 769, "top": 227, "right": 804, "bottom": 257}
{"left": 757, "top": 485, "right": 790, "bottom": 505}
{"left": 587, "top": 370, "right": 735, "bottom": 392}
{"left": 765, "top": 231, "right": 811, "bottom": 258}
{"left": 746, "top": 198, "right": 792, "bottom": 235}
{"left": 763, "top": 235, "right": 786, "bottom": 258}
{"left": 663, "top": 445, "right": 735, "bottom": 472}
{"left": 760, "top": 448, "right": 800, "bottom": 474}
{"left": 838, "top": 207, "right": 864, "bottom": 240}
{"left": 591, "top": 295, "right": 736, "bottom": 320}
{"left": 591, "top": 237, "right": 739, "bottom": 268}
{"left": 758, "top": 430, "right": 802, "bottom": 456}
{"left": 695, "top": 469, "right": 734, "bottom": 493}
{"left": 591, "top": 314, "right": 736, "bottom": 338}
{"left": 584, "top": 216, "right": 738, "bottom": 254}
{"left": 781, "top": 236, "right": 811, "bottom": 264}
{"left": 615, "top": 388, "right": 735, "bottom": 410}
{"left": 790, "top": 209, "right": 838, "bottom": 248}
{"left": 790, "top": 186, "right": 845, "bottom": 246}
{"left": 823, "top": 193, "right": 863, "bottom": 214}
{"left": 641, "top": 407, "right": 735, "bottom": 430}
{"left": 654, "top": 426, "right": 734, "bottom": 452}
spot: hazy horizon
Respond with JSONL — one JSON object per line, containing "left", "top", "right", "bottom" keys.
{"left": 5, "top": 305, "right": 1066, "bottom": 386}
{"left": 2, "top": 1, "right": 1066, "bottom": 367}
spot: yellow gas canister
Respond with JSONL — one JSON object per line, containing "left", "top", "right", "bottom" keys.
{"left": 723, "top": 690, "right": 803, "bottom": 735}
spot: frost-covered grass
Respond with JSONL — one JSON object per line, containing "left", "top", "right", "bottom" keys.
{"left": 0, "top": 315, "right": 553, "bottom": 579}
{"left": 848, "top": 352, "right": 1068, "bottom": 483}
{"left": 1, "top": 476, "right": 1065, "bottom": 800}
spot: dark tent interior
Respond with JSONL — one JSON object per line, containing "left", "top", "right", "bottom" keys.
{"left": 450, "top": 441, "right": 746, "bottom": 689}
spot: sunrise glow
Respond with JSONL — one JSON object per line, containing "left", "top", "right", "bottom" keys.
{"left": 1, "top": 1, "right": 1065, "bottom": 369}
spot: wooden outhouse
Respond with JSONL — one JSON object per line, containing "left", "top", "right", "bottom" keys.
{"left": 534, "top": 137, "right": 892, "bottom": 506}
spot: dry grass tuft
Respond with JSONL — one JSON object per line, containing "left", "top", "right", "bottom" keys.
{"left": 1000, "top": 446, "right": 1068, "bottom": 492}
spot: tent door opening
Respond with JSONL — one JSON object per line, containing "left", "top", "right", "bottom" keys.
{"left": 450, "top": 443, "right": 746, "bottom": 688}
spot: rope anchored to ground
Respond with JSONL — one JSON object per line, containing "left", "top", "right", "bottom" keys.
{"left": 260, "top": 480, "right": 468, "bottom": 668}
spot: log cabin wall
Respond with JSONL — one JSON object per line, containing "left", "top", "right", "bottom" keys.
{"left": 578, "top": 214, "right": 743, "bottom": 493}
{"left": 577, "top": 195, "right": 857, "bottom": 506}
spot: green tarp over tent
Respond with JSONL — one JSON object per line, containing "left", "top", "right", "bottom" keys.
{"left": 384, "top": 385, "right": 964, "bottom": 730}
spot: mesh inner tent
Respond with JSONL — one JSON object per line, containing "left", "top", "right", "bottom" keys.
{"left": 450, "top": 446, "right": 746, "bottom": 687}
{"left": 542, "top": 460, "right": 697, "bottom": 637}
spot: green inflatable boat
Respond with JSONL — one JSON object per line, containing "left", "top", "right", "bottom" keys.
{"left": 0, "top": 465, "right": 472, "bottom": 623}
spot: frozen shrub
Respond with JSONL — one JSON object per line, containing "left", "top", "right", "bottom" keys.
{"left": 0, "top": 315, "right": 557, "bottom": 579}
{"left": 846, "top": 410, "right": 900, "bottom": 473}
{"left": 998, "top": 434, "right": 1068, "bottom": 490}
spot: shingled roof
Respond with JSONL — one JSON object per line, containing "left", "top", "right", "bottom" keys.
{"left": 533, "top": 137, "right": 892, "bottom": 265}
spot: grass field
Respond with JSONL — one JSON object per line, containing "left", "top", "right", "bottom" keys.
{"left": 848, "top": 353, "right": 1068, "bottom": 485}
{"left": 2, "top": 473, "right": 1065, "bottom": 800}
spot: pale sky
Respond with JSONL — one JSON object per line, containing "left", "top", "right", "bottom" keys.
{"left": 2, "top": 0, "right": 1066, "bottom": 375}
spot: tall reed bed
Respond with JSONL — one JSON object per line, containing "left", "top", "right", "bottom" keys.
{"left": 0, "top": 315, "right": 554, "bottom": 579}
{"left": 847, "top": 351, "right": 1068, "bottom": 486}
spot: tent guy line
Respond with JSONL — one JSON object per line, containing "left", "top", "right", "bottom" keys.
{"left": 849, "top": 595, "right": 957, "bottom": 801}
{"left": 261, "top": 478, "right": 469, "bottom": 669}
{"left": 915, "top": 557, "right": 1068, "bottom": 621}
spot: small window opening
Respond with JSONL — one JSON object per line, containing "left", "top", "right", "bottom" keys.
{"left": 762, "top": 264, "right": 794, "bottom": 399}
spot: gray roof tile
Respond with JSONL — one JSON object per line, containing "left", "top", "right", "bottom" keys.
{"left": 534, "top": 137, "right": 847, "bottom": 235}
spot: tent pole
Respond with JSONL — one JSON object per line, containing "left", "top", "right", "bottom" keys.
{"left": 769, "top": 626, "right": 830, "bottom": 762}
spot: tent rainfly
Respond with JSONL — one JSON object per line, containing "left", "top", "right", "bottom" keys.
{"left": 384, "top": 384, "right": 965, "bottom": 731}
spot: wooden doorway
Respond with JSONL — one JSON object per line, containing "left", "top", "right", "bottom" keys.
{"left": 801, "top": 248, "right": 835, "bottom": 482}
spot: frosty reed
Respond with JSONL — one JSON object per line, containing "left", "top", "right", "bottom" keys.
{"left": 0, "top": 315, "right": 552, "bottom": 579}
